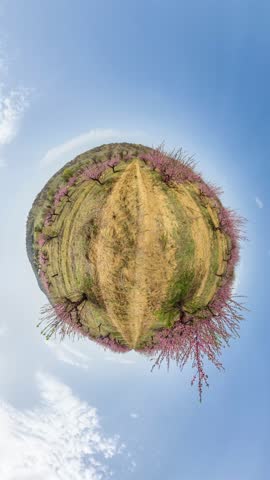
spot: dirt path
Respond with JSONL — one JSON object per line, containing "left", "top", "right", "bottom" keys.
{"left": 92, "top": 159, "right": 178, "bottom": 348}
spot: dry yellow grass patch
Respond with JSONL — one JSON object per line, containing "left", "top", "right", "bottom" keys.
{"left": 91, "top": 160, "right": 179, "bottom": 348}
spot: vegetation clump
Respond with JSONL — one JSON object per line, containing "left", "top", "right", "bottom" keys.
{"left": 26, "top": 142, "right": 246, "bottom": 400}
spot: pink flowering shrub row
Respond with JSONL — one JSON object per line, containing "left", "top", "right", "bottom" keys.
{"left": 142, "top": 279, "right": 245, "bottom": 401}
{"left": 81, "top": 155, "right": 121, "bottom": 183}
{"left": 39, "top": 270, "right": 50, "bottom": 293}
{"left": 39, "top": 250, "right": 48, "bottom": 268}
{"left": 39, "top": 299, "right": 131, "bottom": 354}
{"left": 38, "top": 300, "right": 89, "bottom": 341}
{"left": 37, "top": 232, "right": 50, "bottom": 293}
{"left": 37, "top": 151, "right": 134, "bottom": 342}
{"left": 37, "top": 233, "right": 47, "bottom": 247}
{"left": 42, "top": 154, "right": 124, "bottom": 229}
{"left": 54, "top": 185, "right": 70, "bottom": 207}
{"left": 36, "top": 154, "right": 127, "bottom": 295}
{"left": 137, "top": 145, "right": 246, "bottom": 399}
{"left": 139, "top": 145, "right": 221, "bottom": 197}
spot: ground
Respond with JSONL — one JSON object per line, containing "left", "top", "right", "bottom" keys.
{"left": 27, "top": 143, "right": 230, "bottom": 350}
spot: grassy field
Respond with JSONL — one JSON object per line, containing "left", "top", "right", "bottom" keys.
{"left": 27, "top": 143, "right": 230, "bottom": 350}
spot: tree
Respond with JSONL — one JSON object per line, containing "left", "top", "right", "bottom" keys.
{"left": 39, "top": 270, "right": 50, "bottom": 293}
{"left": 124, "top": 152, "right": 133, "bottom": 162}
{"left": 54, "top": 185, "right": 71, "bottom": 207}
{"left": 67, "top": 175, "right": 77, "bottom": 187}
{"left": 39, "top": 250, "right": 48, "bottom": 268}
{"left": 82, "top": 163, "right": 107, "bottom": 185}
{"left": 44, "top": 211, "right": 53, "bottom": 226}
{"left": 37, "top": 233, "right": 47, "bottom": 247}
{"left": 106, "top": 155, "right": 120, "bottom": 172}
{"left": 150, "top": 278, "right": 246, "bottom": 401}
{"left": 38, "top": 294, "right": 88, "bottom": 341}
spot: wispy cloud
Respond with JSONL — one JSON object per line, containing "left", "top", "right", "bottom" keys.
{"left": 105, "top": 354, "right": 136, "bottom": 365}
{"left": 47, "top": 341, "right": 91, "bottom": 369}
{"left": 130, "top": 412, "right": 139, "bottom": 419}
{"left": 0, "top": 372, "right": 125, "bottom": 479}
{"left": 232, "top": 258, "right": 244, "bottom": 293}
{"left": 233, "top": 274, "right": 240, "bottom": 292}
{"left": 255, "top": 196, "right": 263, "bottom": 209}
{"left": 0, "top": 87, "right": 29, "bottom": 166}
{"left": 40, "top": 127, "right": 146, "bottom": 167}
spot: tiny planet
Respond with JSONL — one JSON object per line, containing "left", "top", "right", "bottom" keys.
{"left": 26, "top": 142, "right": 246, "bottom": 400}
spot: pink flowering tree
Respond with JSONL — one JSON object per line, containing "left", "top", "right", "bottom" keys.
{"left": 124, "top": 152, "right": 134, "bottom": 162}
{"left": 38, "top": 290, "right": 131, "bottom": 352}
{"left": 82, "top": 163, "right": 107, "bottom": 185}
{"left": 39, "top": 270, "right": 50, "bottom": 293}
{"left": 106, "top": 155, "right": 120, "bottom": 173}
{"left": 39, "top": 250, "right": 48, "bottom": 268}
{"left": 147, "top": 285, "right": 245, "bottom": 401}
{"left": 139, "top": 146, "right": 196, "bottom": 184}
{"left": 37, "top": 233, "right": 47, "bottom": 247}
{"left": 135, "top": 144, "right": 247, "bottom": 400}
{"left": 54, "top": 185, "right": 71, "bottom": 207}
{"left": 38, "top": 294, "right": 130, "bottom": 353}
{"left": 67, "top": 175, "right": 77, "bottom": 187}
{"left": 38, "top": 294, "right": 88, "bottom": 341}
{"left": 44, "top": 211, "right": 53, "bottom": 227}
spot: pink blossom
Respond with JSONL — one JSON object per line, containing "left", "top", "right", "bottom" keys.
{"left": 39, "top": 270, "right": 50, "bottom": 293}
{"left": 67, "top": 175, "right": 77, "bottom": 187}
{"left": 124, "top": 153, "right": 134, "bottom": 162}
{"left": 39, "top": 298, "right": 89, "bottom": 341}
{"left": 82, "top": 163, "right": 107, "bottom": 184}
{"left": 146, "top": 272, "right": 245, "bottom": 401}
{"left": 37, "top": 233, "right": 47, "bottom": 247}
{"left": 44, "top": 211, "right": 53, "bottom": 226}
{"left": 39, "top": 251, "right": 48, "bottom": 267}
{"left": 106, "top": 155, "right": 120, "bottom": 172}
{"left": 54, "top": 185, "right": 70, "bottom": 207}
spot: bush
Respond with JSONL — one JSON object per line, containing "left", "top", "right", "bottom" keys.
{"left": 61, "top": 168, "right": 75, "bottom": 181}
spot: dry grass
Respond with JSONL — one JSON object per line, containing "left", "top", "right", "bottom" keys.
{"left": 91, "top": 160, "right": 179, "bottom": 348}
{"left": 28, "top": 145, "right": 230, "bottom": 350}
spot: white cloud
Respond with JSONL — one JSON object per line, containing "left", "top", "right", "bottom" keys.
{"left": 0, "top": 48, "right": 30, "bottom": 167}
{"left": 232, "top": 259, "right": 244, "bottom": 293}
{"left": 40, "top": 128, "right": 146, "bottom": 167}
{"left": 0, "top": 372, "right": 125, "bottom": 480}
{"left": 233, "top": 274, "right": 240, "bottom": 292}
{"left": 255, "top": 196, "right": 263, "bottom": 209}
{"left": 0, "top": 89, "right": 29, "bottom": 144}
{"left": 47, "top": 342, "right": 91, "bottom": 370}
{"left": 0, "top": 87, "right": 29, "bottom": 166}
{"left": 130, "top": 412, "right": 139, "bottom": 419}
{"left": 104, "top": 355, "right": 136, "bottom": 365}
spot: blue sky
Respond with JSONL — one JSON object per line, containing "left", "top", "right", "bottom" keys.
{"left": 0, "top": 1, "right": 269, "bottom": 478}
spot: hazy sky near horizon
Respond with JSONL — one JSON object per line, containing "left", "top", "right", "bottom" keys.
{"left": 0, "top": 1, "right": 269, "bottom": 479}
